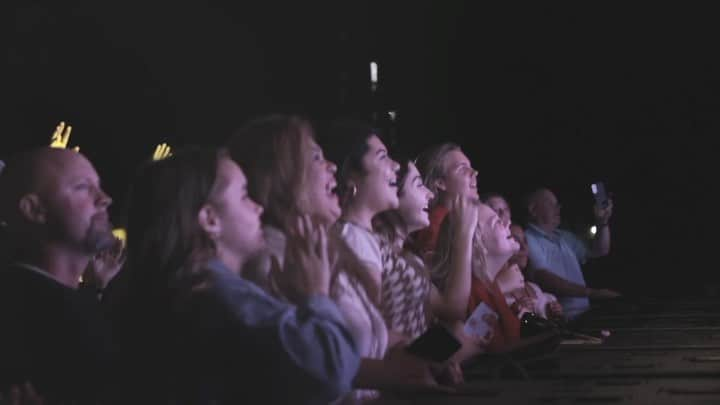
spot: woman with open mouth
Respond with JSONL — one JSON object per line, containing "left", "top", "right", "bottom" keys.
{"left": 230, "top": 115, "right": 455, "bottom": 402}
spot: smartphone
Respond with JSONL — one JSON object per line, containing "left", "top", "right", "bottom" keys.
{"left": 464, "top": 302, "right": 498, "bottom": 342}
{"left": 406, "top": 325, "right": 462, "bottom": 362}
{"left": 591, "top": 182, "right": 609, "bottom": 208}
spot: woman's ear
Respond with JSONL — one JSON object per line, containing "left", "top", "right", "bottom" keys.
{"left": 198, "top": 204, "right": 221, "bottom": 240}
{"left": 18, "top": 194, "right": 47, "bottom": 224}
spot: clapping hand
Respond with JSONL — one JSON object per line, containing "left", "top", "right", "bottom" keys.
{"left": 271, "top": 215, "right": 331, "bottom": 301}
{"left": 85, "top": 237, "right": 126, "bottom": 291}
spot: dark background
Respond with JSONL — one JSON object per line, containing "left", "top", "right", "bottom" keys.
{"left": 3, "top": 2, "right": 715, "bottom": 296}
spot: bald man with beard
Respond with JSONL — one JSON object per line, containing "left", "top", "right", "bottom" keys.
{"left": 0, "top": 147, "right": 120, "bottom": 402}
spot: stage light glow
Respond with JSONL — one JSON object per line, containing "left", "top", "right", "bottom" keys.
{"left": 370, "top": 61, "right": 378, "bottom": 84}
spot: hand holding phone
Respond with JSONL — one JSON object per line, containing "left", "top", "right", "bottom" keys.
{"left": 590, "top": 182, "right": 609, "bottom": 209}
{"left": 590, "top": 182, "right": 613, "bottom": 225}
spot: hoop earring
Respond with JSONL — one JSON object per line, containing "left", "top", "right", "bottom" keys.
{"left": 350, "top": 184, "right": 358, "bottom": 198}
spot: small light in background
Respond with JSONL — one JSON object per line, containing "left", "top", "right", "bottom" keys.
{"left": 370, "top": 61, "right": 378, "bottom": 84}
{"left": 589, "top": 225, "right": 597, "bottom": 237}
{"left": 113, "top": 228, "right": 127, "bottom": 247}
{"left": 388, "top": 111, "right": 396, "bottom": 121}
{"left": 152, "top": 143, "right": 173, "bottom": 161}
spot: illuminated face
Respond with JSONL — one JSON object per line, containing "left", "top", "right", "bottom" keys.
{"left": 486, "top": 196, "right": 511, "bottom": 226}
{"left": 439, "top": 149, "right": 478, "bottom": 201}
{"left": 38, "top": 150, "right": 115, "bottom": 253}
{"left": 476, "top": 203, "right": 519, "bottom": 280}
{"left": 397, "top": 162, "right": 434, "bottom": 233}
{"left": 531, "top": 189, "right": 561, "bottom": 229}
{"left": 299, "top": 133, "right": 341, "bottom": 226}
{"left": 208, "top": 158, "right": 265, "bottom": 266}
{"left": 353, "top": 135, "right": 400, "bottom": 214}
{"left": 509, "top": 224, "right": 528, "bottom": 269}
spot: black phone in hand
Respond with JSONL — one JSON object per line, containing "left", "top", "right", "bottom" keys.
{"left": 405, "top": 325, "right": 462, "bottom": 362}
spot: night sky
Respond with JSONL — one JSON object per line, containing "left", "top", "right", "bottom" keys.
{"left": 4, "top": 2, "right": 716, "bottom": 295}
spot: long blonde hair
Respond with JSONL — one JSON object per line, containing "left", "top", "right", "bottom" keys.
{"left": 415, "top": 143, "right": 461, "bottom": 209}
{"left": 430, "top": 210, "right": 490, "bottom": 289}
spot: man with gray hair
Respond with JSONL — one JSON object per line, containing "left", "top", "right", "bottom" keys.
{"left": 524, "top": 187, "right": 619, "bottom": 319}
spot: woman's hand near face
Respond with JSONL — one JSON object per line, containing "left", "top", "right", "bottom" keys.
{"left": 280, "top": 215, "right": 331, "bottom": 298}
{"left": 85, "top": 237, "right": 126, "bottom": 290}
{"left": 450, "top": 195, "right": 478, "bottom": 240}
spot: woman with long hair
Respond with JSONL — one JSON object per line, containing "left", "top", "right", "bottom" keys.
{"left": 432, "top": 203, "right": 523, "bottom": 353}
{"left": 373, "top": 159, "right": 477, "bottom": 340}
{"left": 229, "top": 116, "right": 451, "bottom": 402}
{"left": 113, "top": 147, "right": 359, "bottom": 404}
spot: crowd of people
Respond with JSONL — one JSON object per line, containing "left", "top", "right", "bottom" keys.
{"left": 0, "top": 115, "right": 619, "bottom": 404}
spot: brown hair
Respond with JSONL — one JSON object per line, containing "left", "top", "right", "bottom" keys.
{"left": 126, "top": 147, "right": 225, "bottom": 296}
{"left": 372, "top": 158, "right": 417, "bottom": 252}
{"left": 322, "top": 119, "right": 382, "bottom": 205}
{"left": 227, "top": 114, "right": 313, "bottom": 231}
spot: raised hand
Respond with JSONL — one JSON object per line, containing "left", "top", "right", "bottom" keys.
{"left": 85, "top": 237, "right": 126, "bottom": 290}
{"left": 449, "top": 195, "right": 478, "bottom": 239}
{"left": 278, "top": 215, "right": 331, "bottom": 299}
{"left": 152, "top": 143, "right": 173, "bottom": 161}
{"left": 593, "top": 199, "right": 613, "bottom": 225}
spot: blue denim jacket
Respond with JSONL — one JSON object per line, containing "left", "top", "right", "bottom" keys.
{"left": 172, "top": 259, "right": 360, "bottom": 404}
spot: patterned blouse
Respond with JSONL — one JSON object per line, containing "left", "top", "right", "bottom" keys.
{"left": 378, "top": 237, "right": 432, "bottom": 340}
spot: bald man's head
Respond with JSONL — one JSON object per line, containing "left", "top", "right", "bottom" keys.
{"left": 0, "top": 147, "right": 115, "bottom": 256}
{"left": 527, "top": 188, "right": 562, "bottom": 230}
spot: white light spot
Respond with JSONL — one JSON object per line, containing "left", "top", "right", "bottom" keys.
{"left": 370, "top": 61, "right": 378, "bottom": 84}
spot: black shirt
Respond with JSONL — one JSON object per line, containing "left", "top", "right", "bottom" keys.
{"left": 0, "top": 263, "right": 115, "bottom": 402}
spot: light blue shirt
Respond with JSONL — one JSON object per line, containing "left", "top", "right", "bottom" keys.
{"left": 524, "top": 224, "right": 590, "bottom": 319}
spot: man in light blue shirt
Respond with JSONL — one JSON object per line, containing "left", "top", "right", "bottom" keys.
{"left": 524, "top": 188, "right": 619, "bottom": 319}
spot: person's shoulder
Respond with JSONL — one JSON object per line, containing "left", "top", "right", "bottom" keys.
{"left": 338, "top": 221, "right": 379, "bottom": 249}
{"left": 556, "top": 228, "right": 581, "bottom": 242}
{"left": 524, "top": 225, "right": 543, "bottom": 241}
{"left": 0, "top": 263, "right": 67, "bottom": 294}
{"left": 178, "top": 259, "right": 276, "bottom": 312}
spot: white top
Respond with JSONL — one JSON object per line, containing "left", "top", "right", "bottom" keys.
{"left": 336, "top": 221, "right": 383, "bottom": 279}
{"left": 254, "top": 225, "right": 387, "bottom": 401}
